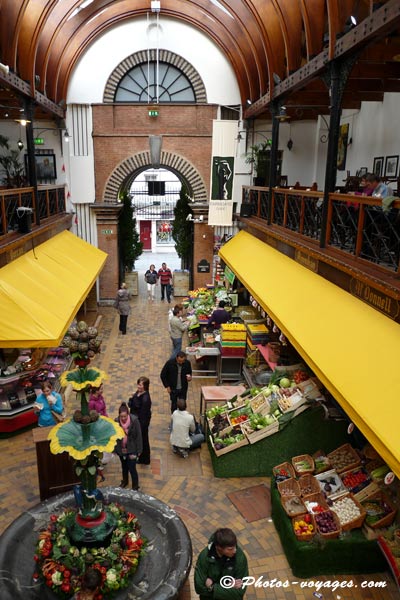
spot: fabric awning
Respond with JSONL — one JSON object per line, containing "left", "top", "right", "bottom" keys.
{"left": 0, "top": 230, "right": 107, "bottom": 348}
{"left": 220, "top": 230, "right": 400, "bottom": 479}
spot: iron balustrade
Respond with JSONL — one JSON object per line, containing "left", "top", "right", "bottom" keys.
{"left": 0, "top": 185, "right": 66, "bottom": 236}
{"left": 241, "top": 186, "right": 400, "bottom": 275}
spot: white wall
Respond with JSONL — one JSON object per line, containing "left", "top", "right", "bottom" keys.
{"left": 68, "top": 16, "right": 240, "bottom": 105}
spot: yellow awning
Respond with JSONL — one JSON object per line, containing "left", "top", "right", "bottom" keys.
{"left": 0, "top": 230, "right": 107, "bottom": 348}
{"left": 220, "top": 230, "right": 400, "bottom": 479}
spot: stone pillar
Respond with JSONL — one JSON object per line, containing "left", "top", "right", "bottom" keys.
{"left": 191, "top": 205, "right": 213, "bottom": 290}
{"left": 90, "top": 203, "right": 122, "bottom": 301}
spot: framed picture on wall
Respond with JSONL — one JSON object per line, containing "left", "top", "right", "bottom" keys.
{"left": 24, "top": 152, "right": 57, "bottom": 181}
{"left": 373, "top": 156, "right": 384, "bottom": 177}
{"left": 384, "top": 155, "right": 399, "bottom": 178}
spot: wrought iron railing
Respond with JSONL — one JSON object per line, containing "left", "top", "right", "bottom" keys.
{"left": 242, "top": 186, "right": 400, "bottom": 274}
{"left": 0, "top": 185, "right": 66, "bottom": 236}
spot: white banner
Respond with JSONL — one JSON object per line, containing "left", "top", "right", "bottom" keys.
{"left": 208, "top": 200, "right": 234, "bottom": 226}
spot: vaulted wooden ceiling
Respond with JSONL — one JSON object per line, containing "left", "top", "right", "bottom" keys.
{"left": 0, "top": 0, "right": 399, "bottom": 122}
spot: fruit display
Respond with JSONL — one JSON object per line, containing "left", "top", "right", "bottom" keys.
{"left": 314, "top": 510, "right": 340, "bottom": 537}
{"left": 341, "top": 467, "right": 371, "bottom": 494}
{"left": 304, "top": 500, "right": 328, "bottom": 514}
{"left": 293, "top": 369, "right": 310, "bottom": 384}
{"left": 331, "top": 494, "right": 365, "bottom": 529}
{"left": 327, "top": 443, "right": 361, "bottom": 473}
{"left": 228, "top": 406, "right": 251, "bottom": 426}
{"left": 293, "top": 514, "right": 314, "bottom": 538}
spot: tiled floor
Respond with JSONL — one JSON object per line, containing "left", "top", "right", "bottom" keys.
{"left": 0, "top": 277, "right": 398, "bottom": 600}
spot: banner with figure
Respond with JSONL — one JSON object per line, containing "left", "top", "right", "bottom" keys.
{"left": 211, "top": 156, "right": 234, "bottom": 200}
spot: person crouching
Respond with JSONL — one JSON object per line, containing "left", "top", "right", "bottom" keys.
{"left": 170, "top": 398, "right": 204, "bottom": 458}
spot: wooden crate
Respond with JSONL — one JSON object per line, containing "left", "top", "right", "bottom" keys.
{"left": 249, "top": 392, "right": 271, "bottom": 415}
{"left": 209, "top": 431, "right": 248, "bottom": 456}
{"left": 353, "top": 481, "right": 379, "bottom": 502}
{"left": 361, "top": 490, "right": 397, "bottom": 529}
{"left": 278, "top": 390, "right": 306, "bottom": 413}
{"left": 173, "top": 271, "right": 190, "bottom": 296}
{"left": 340, "top": 465, "right": 372, "bottom": 495}
{"left": 241, "top": 417, "right": 279, "bottom": 444}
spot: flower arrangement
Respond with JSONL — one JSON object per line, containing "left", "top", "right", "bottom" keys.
{"left": 34, "top": 503, "right": 146, "bottom": 598}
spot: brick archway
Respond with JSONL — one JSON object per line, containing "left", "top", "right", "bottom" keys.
{"left": 103, "top": 150, "right": 208, "bottom": 202}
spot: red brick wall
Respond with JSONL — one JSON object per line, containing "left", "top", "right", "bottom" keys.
{"left": 92, "top": 104, "right": 216, "bottom": 200}
{"left": 193, "top": 223, "right": 214, "bottom": 290}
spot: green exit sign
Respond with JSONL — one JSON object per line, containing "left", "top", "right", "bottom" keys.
{"left": 34, "top": 137, "right": 44, "bottom": 145}
{"left": 148, "top": 109, "right": 159, "bottom": 117}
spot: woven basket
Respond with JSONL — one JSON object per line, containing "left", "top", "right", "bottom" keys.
{"left": 331, "top": 492, "right": 366, "bottom": 531}
{"left": 298, "top": 474, "right": 320, "bottom": 497}
{"left": 327, "top": 443, "right": 361, "bottom": 474}
{"left": 281, "top": 495, "right": 306, "bottom": 518}
{"left": 292, "top": 514, "right": 315, "bottom": 541}
{"left": 362, "top": 490, "right": 397, "bottom": 529}
{"left": 313, "top": 509, "right": 341, "bottom": 539}
{"left": 302, "top": 492, "right": 329, "bottom": 514}
{"left": 273, "top": 461, "right": 295, "bottom": 481}
{"left": 277, "top": 477, "right": 301, "bottom": 497}
{"left": 292, "top": 454, "right": 315, "bottom": 476}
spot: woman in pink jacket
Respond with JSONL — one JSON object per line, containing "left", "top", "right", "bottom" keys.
{"left": 88, "top": 383, "right": 108, "bottom": 416}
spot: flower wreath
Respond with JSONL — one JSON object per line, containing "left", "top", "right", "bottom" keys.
{"left": 34, "top": 503, "right": 146, "bottom": 599}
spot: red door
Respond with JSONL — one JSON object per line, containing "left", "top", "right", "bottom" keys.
{"left": 140, "top": 220, "right": 152, "bottom": 250}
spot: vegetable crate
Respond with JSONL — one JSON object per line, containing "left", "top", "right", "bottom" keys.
{"left": 361, "top": 490, "right": 397, "bottom": 529}
{"left": 249, "top": 392, "right": 271, "bottom": 415}
{"left": 209, "top": 429, "right": 249, "bottom": 457}
{"left": 340, "top": 465, "right": 372, "bottom": 496}
{"left": 241, "top": 416, "right": 279, "bottom": 444}
{"left": 312, "top": 510, "right": 341, "bottom": 539}
{"left": 296, "top": 378, "right": 322, "bottom": 400}
{"left": 277, "top": 390, "right": 306, "bottom": 413}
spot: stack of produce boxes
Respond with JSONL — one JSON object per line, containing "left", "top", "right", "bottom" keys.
{"left": 219, "top": 323, "right": 247, "bottom": 357}
{"left": 246, "top": 323, "right": 269, "bottom": 367}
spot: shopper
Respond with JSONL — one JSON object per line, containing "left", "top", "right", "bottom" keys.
{"left": 169, "top": 305, "right": 189, "bottom": 358}
{"left": 207, "top": 300, "right": 231, "bottom": 329}
{"left": 88, "top": 383, "right": 108, "bottom": 416}
{"left": 34, "top": 379, "right": 64, "bottom": 427}
{"left": 194, "top": 528, "right": 248, "bottom": 599}
{"left": 144, "top": 264, "right": 158, "bottom": 302}
{"left": 170, "top": 398, "right": 204, "bottom": 458}
{"left": 128, "top": 376, "right": 152, "bottom": 465}
{"left": 158, "top": 262, "right": 173, "bottom": 303}
{"left": 160, "top": 351, "right": 192, "bottom": 413}
{"left": 114, "top": 282, "right": 131, "bottom": 335}
{"left": 114, "top": 402, "right": 143, "bottom": 490}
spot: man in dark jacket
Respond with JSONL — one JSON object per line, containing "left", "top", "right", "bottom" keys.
{"left": 160, "top": 351, "right": 192, "bottom": 413}
{"left": 194, "top": 528, "right": 248, "bottom": 599}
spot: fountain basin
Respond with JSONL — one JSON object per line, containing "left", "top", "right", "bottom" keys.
{"left": 0, "top": 488, "right": 192, "bottom": 600}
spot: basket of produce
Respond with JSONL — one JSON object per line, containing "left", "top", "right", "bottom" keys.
{"left": 281, "top": 495, "right": 306, "bottom": 517}
{"left": 277, "top": 477, "right": 301, "bottom": 497}
{"left": 327, "top": 443, "right": 361, "bottom": 473}
{"left": 340, "top": 466, "right": 371, "bottom": 495}
{"left": 298, "top": 474, "right": 320, "bottom": 497}
{"left": 312, "top": 451, "right": 331, "bottom": 474}
{"left": 313, "top": 509, "right": 341, "bottom": 539}
{"left": 210, "top": 426, "right": 248, "bottom": 457}
{"left": 273, "top": 461, "right": 295, "bottom": 482}
{"left": 207, "top": 408, "right": 230, "bottom": 435}
{"left": 228, "top": 405, "right": 251, "bottom": 426}
{"left": 361, "top": 491, "right": 397, "bottom": 529}
{"left": 330, "top": 493, "right": 366, "bottom": 531}
{"left": 315, "top": 469, "right": 346, "bottom": 498}
{"left": 292, "top": 454, "right": 315, "bottom": 476}
{"left": 302, "top": 492, "right": 329, "bottom": 514}
{"left": 292, "top": 514, "right": 315, "bottom": 541}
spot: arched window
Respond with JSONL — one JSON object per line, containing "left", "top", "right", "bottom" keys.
{"left": 115, "top": 61, "right": 195, "bottom": 103}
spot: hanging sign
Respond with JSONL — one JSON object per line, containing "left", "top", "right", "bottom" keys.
{"left": 197, "top": 259, "right": 210, "bottom": 273}
{"left": 224, "top": 265, "right": 235, "bottom": 285}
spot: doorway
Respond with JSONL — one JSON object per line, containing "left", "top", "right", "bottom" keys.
{"left": 140, "top": 220, "right": 152, "bottom": 250}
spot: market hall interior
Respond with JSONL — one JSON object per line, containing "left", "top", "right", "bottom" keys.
{"left": 0, "top": 281, "right": 398, "bottom": 600}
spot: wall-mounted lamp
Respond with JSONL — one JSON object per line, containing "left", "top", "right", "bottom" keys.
{"left": 64, "top": 130, "right": 70, "bottom": 142}
{"left": 151, "top": 0, "right": 161, "bottom": 12}
{"left": 17, "top": 140, "right": 24, "bottom": 151}
{"left": 236, "top": 130, "right": 247, "bottom": 142}
{"left": 276, "top": 106, "right": 290, "bottom": 122}
{"left": 0, "top": 63, "right": 10, "bottom": 75}
{"left": 246, "top": 99, "right": 252, "bottom": 106}
{"left": 15, "top": 118, "right": 31, "bottom": 126}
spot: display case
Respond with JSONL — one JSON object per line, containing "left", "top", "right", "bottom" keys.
{"left": 0, "top": 347, "right": 70, "bottom": 433}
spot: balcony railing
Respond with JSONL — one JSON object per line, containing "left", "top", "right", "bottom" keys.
{"left": 243, "top": 186, "right": 400, "bottom": 274}
{"left": 0, "top": 185, "right": 66, "bottom": 236}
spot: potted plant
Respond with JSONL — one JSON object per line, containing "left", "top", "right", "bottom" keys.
{"left": 245, "top": 140, "right": 272, "bottom": 186}
{"left": 0, "top": 134, "right": 26, "bottom": 188}
{"left": 118, "top": 190, "right": 143, "bottom": 295}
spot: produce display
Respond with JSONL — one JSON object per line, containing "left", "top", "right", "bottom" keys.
{"left": 341, "top": 467, "right": 371, "bottom": 494}
{"left": 304, "top": 499, "right": 328, "bottom": 514}
{"left": 331, "top": 495, "right": 364, "bottom": 528}
{"left": 315, "top": 470, "right": 346, "bottom": 497}
{"left": 213, "top": 426, "right": 246, "bottom": 451}
{"left": 229, "top": 406, "right": 251, "bottom": 426}
{"left": 361, "top": 492, "right": 397, "bottom": 528}
{"left": 314, "top": 510, "right": 340, "bottom": 536}
{"left": 273, "top": 462, "right": 295, "bottom": 482}
{"left": 292, "top": 454, "right": 314, "bottom": 475}
{"left": 313, "top": 453, "right": 331, "bottom": 474}
{"left": 282, "top": 496, "right": 306, "bottom": 517}
{"left": 293, "top": 514, "right": 314, "bottom": 538}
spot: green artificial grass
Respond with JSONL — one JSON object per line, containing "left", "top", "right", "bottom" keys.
{"left": 208, "top": 405, "right": 350, "bottom": 478}
{"left": 271, "top": 485, "right": 386, "bottom": 577}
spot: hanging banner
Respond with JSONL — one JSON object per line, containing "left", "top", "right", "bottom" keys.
{"left": 208, "top": 200, "right": 234, "bottom": 226}
{"left": 211, "top": 156, "right": 234, "bottom": 200}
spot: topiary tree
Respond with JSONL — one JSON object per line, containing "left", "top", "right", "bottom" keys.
{"left": 172, "top": 185, "right": 192, "bottom": 270}
{"left": 118, "top": 190, "right": 143, "bottom": 278}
